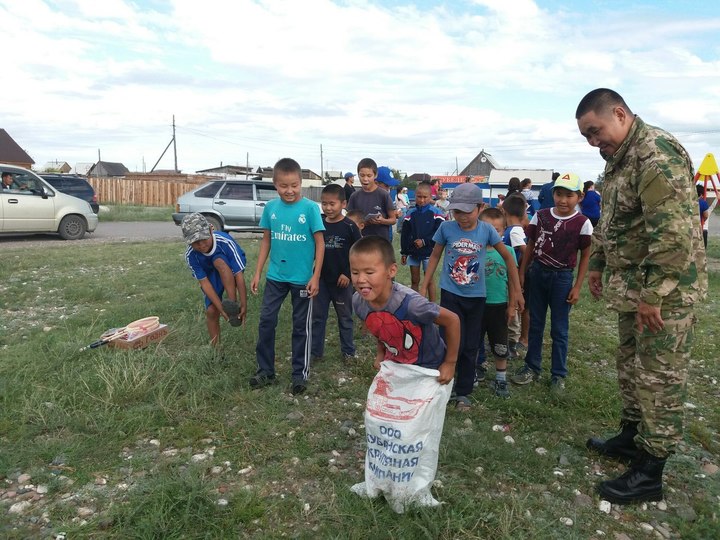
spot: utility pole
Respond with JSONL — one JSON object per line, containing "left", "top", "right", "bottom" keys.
{"left": 320, "top": 144, "right": 324, "bottom": 181}
{"left": 246, "top": 152, "right": 250, "bottom": 179}
{"left": 173, "top": 115, "right": 178, "bottom": 172}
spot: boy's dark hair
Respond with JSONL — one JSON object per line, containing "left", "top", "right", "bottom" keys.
{"left": 416, "top": 181, "right": 432, "bottom": 192}
{"left": 481, "top": 207, "right": 504, "bottom": 221}
{"left": 321, "top": 183, "right": 345, "bottom": 201}
{"left": 552, "top": 172, "right": 560, "bottom": 181}
{"left": 507, "top": 177, "right": 521, "bottom": 192}
{"left": 346, "top": 209, "right": 365, "bottom": 222}
{"left": 696, "top": 184, "right": 705, "bottom": 198}
{"left": 350, "top": 236, "right": 396, "bottom": 266}
{"left": 520, "top": 178, "right": 532, "bottom": 189}
{"left": 502, "top": 194, "right": 527, "bottom": 218}
{"left": 584, "top": 180, "right": 594, "bottom": 194}
{"left": 273, "top": 157, "right": 302, "bottom": 181}
{"left": 357, "top": 158, "right": 378, "bottom": 174}
{"left": 575, "top": 88, "right": 632, "bottom": 119}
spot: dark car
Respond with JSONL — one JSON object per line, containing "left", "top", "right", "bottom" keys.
{"left": 39, "top": 174, "right": 99, "bottom": 213}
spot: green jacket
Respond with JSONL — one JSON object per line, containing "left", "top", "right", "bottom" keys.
{"left": 589, "top": 116, "right": 707, "bottom": 311}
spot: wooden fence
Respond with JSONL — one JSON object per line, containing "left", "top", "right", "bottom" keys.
{"left": 86, "top": 174, "right": 325, "bottom": 206}
{"left": 86, "top": 174, "right": 210, "bottom": 206}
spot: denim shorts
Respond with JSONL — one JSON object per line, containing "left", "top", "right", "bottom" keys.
{"left": 407, "top": 255, "right": 429, "bottom": 271}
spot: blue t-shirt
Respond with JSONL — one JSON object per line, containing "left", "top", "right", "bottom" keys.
{"left": 259, "top": 197, "right": 325, "bottom": 285}
{"left": 580, "top": 190, "right": 601, "bottom": 220}
{"left": 699, "top": 197, "right": 709, "bottom": 220}
{"left": 185, "top": 231, "right": 246, "bottom": 280}
{"left": 538, "top": 181, "right": 555, "bottom": 209}
{"left": 432, "top": 220, "right": 501, "bottom": 298}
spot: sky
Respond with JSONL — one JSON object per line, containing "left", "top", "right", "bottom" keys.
{"left": 2, "top": 0, "right": 720, "bottom": 181}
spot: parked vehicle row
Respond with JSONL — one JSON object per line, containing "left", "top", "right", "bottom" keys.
{"left": 0, "top": 164, "right": 98, "bottom": 240}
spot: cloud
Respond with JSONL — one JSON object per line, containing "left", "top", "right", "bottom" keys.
{"left": 1, "top": 0, "right": 719, "bottom": 179}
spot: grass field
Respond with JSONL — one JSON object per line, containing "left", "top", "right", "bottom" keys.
{"left": 0, "top": 235, "right": 718, "bottom": 539}
{"left": 99, "top": 205, "right": 174, "bottom": 222}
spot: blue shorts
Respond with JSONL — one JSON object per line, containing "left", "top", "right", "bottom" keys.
{"left": 203, "top": 270, "right": 224, "bottom": 309}
{"left": 407, "top": 255, "right": 429, "bottom": 271}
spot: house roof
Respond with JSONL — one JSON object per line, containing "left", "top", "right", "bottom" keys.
{"left": 487, "top": 168, "right": 555, "bottom": 186}
{"left": 197, "top": 165, "right": 254, "bottom": 174}
{"left": 407, "top": 173, "right": 432, "bottom": 183}
{"left": 460, "top": 149, "right": 499, "bottom": 176}
{"left": 42, "top": 160, "right": 71, "bottom": 172}
{"left": 0, "top": 129, "right": 34, "bottom": 165}
{"left": 88, "top": 161, "right": 129, "bottom": 176}
{"left": 256, "top": 166, "right": 322, "bottom": 180}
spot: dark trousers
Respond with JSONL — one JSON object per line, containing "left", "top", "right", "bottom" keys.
{"left": 524, "top": 263, "right": 573, "bottom": 378}
{"left": 255, "top": 279, "right": 313, "bottom": 383}
{"left": 440, "top": 289, "right": 486, "bottom": 397}
{"left": 311, "top": 279, "right": 355, "bottom": 357}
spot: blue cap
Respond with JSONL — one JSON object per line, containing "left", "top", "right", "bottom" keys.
{"left": 376, "top": 166, "right": 400, "bottom": 187}
{"left": 344, "top": 172, "right": 355, "bottom": 179}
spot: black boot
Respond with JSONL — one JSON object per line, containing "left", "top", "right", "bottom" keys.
{"left": 597, "top": 449, "right": 666, "bottom": 504}
{"left": 587, "top": 421, "right": 638, "bottom": 462}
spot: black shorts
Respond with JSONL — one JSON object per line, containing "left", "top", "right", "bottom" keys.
{"left": 482, "top": 303, "right": 509, "bottom": 358}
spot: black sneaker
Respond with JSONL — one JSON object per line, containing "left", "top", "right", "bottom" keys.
{"left": 511, "top": 365, "right": 540, "bottom": 385}
{"left": 222, "top": 299, "right": 242, "bottom": 327}
{"left": 474, "top": 365, "right": 487, "bottom": 386}
{"left": 292, "top": 381, "right": 307, "bottom": 395}
{"left": 248, "top": 373, "right": 275, "bottom": 389}
{"left": 493, "top": 380, "right": 510, "bottom": 398}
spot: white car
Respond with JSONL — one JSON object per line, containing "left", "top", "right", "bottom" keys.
{"left": 0, "top": 164, "right": 98, "bottom": 240}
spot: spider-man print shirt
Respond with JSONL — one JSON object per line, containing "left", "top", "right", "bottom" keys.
{"left": 353, "top": 283, "right": 446, "bottom": 369}
{"left": 431, "top": 220, "right": 501, "bottom": 298}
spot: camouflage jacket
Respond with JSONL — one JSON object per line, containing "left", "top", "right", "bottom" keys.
{"left": 589, "top": 116, "right": 707, "bottom": 311}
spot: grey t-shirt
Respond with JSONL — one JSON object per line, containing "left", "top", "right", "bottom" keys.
{"left": 346, "top": 187, "right": 395, "bottom": 240}
{"left": 353, "top": 283, "right": 445, "bottom": 369}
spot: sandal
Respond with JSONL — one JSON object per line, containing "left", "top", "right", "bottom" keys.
{"left": 454, "top": 395, "right": 472, "bottom": 411}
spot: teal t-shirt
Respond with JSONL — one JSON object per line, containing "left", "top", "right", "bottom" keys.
{"left": 259, "top": 197, "right": 325, "bottom": 285}
{"left": 484, "top": 247, "right": 516, "bottom": 305}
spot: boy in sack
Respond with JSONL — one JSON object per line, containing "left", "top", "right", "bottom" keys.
{"left": 400, "top": 181, "right": 445, "bottom": 302}
{"left": 181, "top": 212, "right": 247, "bottom": 348}
{"left": 349, "top": 236, "right": 460, "bottom": 512}
{"left": 310, "top": 183, "right": 362, "bottom": 363}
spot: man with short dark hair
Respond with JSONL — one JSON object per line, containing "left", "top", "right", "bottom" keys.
{"left": 537, "top": 172, "right": 559, "bottom": 209}
{"left": 1, "top": 172, "right": 14, "bottom": 189}
{"left": 577, "top": 88, "right": 707, "bottom": 504}
{"left": 343, "top": 172, "right": 356, "bottom": 203}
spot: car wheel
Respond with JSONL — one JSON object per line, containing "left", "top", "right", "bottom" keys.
{"left": 205, "top": 215, "right": 223, "bottom": 232}
{"left": 58, "top": 215, "right": 87, "bottom": 240}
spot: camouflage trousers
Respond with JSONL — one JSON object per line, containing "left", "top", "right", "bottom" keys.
{"left": 616, "top": 307, "right": 695, "bottom": 458}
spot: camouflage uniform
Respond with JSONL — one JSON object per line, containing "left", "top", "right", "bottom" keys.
{"left": 589, "top": 116, "right": 707, "bottom": 458}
